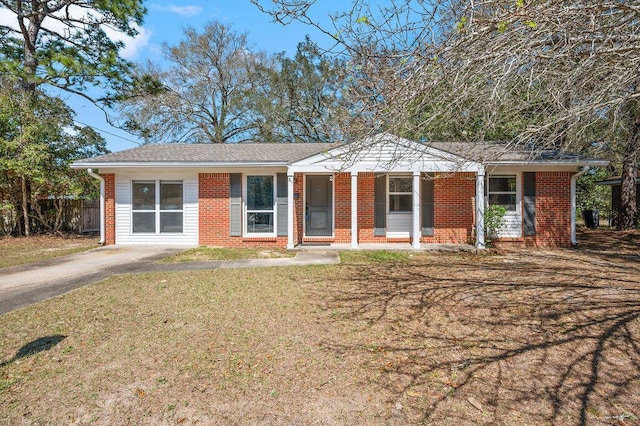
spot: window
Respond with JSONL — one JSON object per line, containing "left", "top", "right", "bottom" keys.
{"left": 246, "top": 175, "right": 274, "bottom": 234}
{"left": 487, "top": 175, "right": 517, "bottom": 211}
{"left": 132, "top": 180, "right": 183, "bottom": 234}
{"left": 388, "top": 176, "right": 412, "bottom": 212}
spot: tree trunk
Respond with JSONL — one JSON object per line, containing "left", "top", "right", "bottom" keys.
{"left": 617, "top": 112, "right": 640, "bottom": 230}
{"left": 21, "top": 176, "right": 30, "bottom": 237}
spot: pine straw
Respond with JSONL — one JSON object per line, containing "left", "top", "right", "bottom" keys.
{"left": 0, "top": 230, "right": 638, "bottom": 425}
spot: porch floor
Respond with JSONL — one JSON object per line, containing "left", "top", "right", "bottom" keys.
{"left": 295, "top": 243, "right": 476, "bottom": 252}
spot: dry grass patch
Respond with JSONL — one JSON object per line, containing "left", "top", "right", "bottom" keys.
{"left": 0, "top": 230, "right": 638, "bottom": 424}
{"left": 0, "top": 266, "right": 393, "bottom": 425}
{"left": 0, "top": 235, "right": 98, "bottom": 269}
{"left": 163, "top": 246, "right": 295, "bottom": 262}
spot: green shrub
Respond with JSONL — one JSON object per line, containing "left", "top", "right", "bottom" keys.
{"left": 484, "top": 204, "right": 507, "bottom": 245}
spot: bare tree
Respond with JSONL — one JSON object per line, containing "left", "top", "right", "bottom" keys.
{"left": 120, "top": 22, "right": 274, "bottom": 144}
{"left": 253, "top": 0, "right": 640, "bottom": 229}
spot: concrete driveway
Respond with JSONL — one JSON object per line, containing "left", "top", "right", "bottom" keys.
{"left": 0, "top": 245, "right": 184, "bottom": 315}
{"left": 0, "top": 245, "right": 341, "bottom": 315}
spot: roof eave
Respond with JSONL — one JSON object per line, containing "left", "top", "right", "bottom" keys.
{"left": 70, "top": 161, "right": 290, "bottom": 169}
{"left": 487, "top": 160, "right": 609, "bottom": 167}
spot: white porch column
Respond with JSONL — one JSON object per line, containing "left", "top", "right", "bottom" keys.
{"left": 287, "top": 171, "right": 295, "bottom": 249}
{"left": 412, "top": 171, "right": 421, "bottom": 249}
{"left": 351, "top": 171, "right": 358, "bottom": 248}
{"left": 476, "top": 167, "right": 486, "bottom": 250}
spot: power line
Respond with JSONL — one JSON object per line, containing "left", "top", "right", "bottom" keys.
{"left": 73, "top": 119, "right": 143, "bottom": 146}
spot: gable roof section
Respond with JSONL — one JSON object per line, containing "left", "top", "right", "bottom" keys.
{"left": 289, "top": 133, "right": 483, "bottom": 173}
{"left": 71, "top": 142, "right": 336, "bottom": 168}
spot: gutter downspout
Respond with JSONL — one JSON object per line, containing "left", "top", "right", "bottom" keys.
{"left": 571, "top": 166, "right": 590, "bottom": 246}
{"left": 87, "top": 169, "right": 105, "bottom": 245}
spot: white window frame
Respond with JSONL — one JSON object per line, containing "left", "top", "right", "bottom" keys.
{"left": 486, "top": 174, "right": 519, "bottom": 214}
{"left": 131, "top": 180, "right": 184, "bottom": 234}
{"left": 387, "top": 174, "right": 413, "bottom": 214}
{"left": 243, "top": 174, "right": 277, "bottom": 237}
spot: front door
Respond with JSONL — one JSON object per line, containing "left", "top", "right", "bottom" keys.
{"left": 305, "top": 175, "right": 333, "bottom": 236}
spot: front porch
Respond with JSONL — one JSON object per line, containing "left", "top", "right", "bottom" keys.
{"left": 295, "top": 242, "right": 477, "bottom": 252}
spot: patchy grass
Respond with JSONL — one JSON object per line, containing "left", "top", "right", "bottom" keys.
{"left": 162, "top": 246, "right": 296, "bottom": 262}
{"left": 0, "top": 230, "right": 638, "bottom": 424}
{"left": 0, "top": 235, "right": 98, "bottom": 269}
{"left": 340, "top": 250, "right": 411, "bottom": 264}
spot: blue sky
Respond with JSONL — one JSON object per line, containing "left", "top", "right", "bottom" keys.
{"left": 70, "top": 0, "right": 348, "bottom": 153}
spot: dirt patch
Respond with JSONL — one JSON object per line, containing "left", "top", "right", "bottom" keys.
{"left": 0, "top": 229, "right": 638, "bottom": 424}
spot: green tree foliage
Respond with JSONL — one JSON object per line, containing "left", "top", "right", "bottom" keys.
{"left": 0, "top": 0, "right": 145, "bottom": 235}
{"left": 0, "top": 0, "right": 145, "bottom": 101}
{"left": 0, "top": 80, "right": 108, "bottom": 234}
{"left": 258, "top": 37, "right": 344, "bottom": 143}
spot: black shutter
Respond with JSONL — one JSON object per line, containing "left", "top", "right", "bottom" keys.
{"left": 523, "top": 172, "right": 536, "bottom": 236}
{"left": 230, "top": 173, "right": 242, "bottom": 236}
{"left": 277, "top": 173, "right": 288, "bottom": 236}
{"left": 422, "top": 174, "right": 435, "bottom": 236}
{"left": 374, "top": 174, "right": 386, "bottom": 236}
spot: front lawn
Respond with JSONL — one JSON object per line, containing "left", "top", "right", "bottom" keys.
{"left": 0, "top": 230, "right": 638, "bottom": 424}
{"left": 0, "top": 235, "right": 99, "bottom": 269}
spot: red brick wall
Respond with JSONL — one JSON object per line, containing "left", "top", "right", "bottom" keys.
{"left": 334, "top": 173, "right": 351, "bottom": 242}
{"left": 199, "top": 173, "right": 230, "bottom": 246}
{"left": 198, "top": 173, "right": 287, "bottom": 248}
{"left": 193, "top": 170, "right": 572, "bottom": 248}
{"left": 357, "top": 172, "right": 383, "bottom": 243}
{"left": 103, "top": 173, "right": 115, "bottom": 245}
{"left": 422, "top": 172, "right": 475, "bottom": 244}
{"left": 530, "top": 171, "right": 573, "bottom": 247}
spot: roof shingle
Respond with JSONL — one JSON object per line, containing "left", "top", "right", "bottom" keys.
{"left": 75, "top": 142, "right": 336, "bottom": 165}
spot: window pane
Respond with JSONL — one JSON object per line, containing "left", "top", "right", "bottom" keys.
{"left": 132, "top": 212, "right": 155, "bottom": 233}
{"left": 489, "top": 194, "right": 517, "bottom": 211}
{"left": 390, "top": 194, "right": 413, "bottom": 212}
{"left": 489, "top": 176, "right": 516, "bottom": 192}
{"left": 247, "top": 212, "right": 273, "bottom": 233}
{"left": 389, "top": 177, "right": 412, "bottom": 193}
{"left": 247, "top": 176, "right": 273, "bottom": 210}
{"left": 160, "top": 212, "right": 183, "bottom": 233}
{"left": 132, "top": 181, "right": 155, "bottom": 210}
{"left": 160, "top": 181, "right": 183, "bottom": 210}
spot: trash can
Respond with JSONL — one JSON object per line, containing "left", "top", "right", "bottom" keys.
{"left": 583, "top": 209, "right": 599, "bottom": 229}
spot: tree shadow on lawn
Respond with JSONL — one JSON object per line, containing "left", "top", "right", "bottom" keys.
{"left": 313, "top": 244, "right": 640, "bottom": 425}
{"left": 0, "top": 335, "right": 66, "bottom": 367}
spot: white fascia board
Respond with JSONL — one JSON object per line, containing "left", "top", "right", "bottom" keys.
{"left": 289, "top": 160, "right": 482, "bottom": 174}
{"left": 70, "top": 161, "right": 289, "bottom": 169}
{"left": 487, "top": 159, "right": 609, "bottom": 168}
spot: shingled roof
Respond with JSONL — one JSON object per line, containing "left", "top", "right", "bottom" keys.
{"left": 72, "top": 142, "right": 337, "bottom": 166}
{"left": 72, "top": 136, "right": 606, "bottom": 168}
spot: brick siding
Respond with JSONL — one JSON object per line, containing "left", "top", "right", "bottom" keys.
{"left": 529, "top": 171, "right": 572, "bottom": 247}
{"left": 102, "top": 170, "right": 572, "bottom": 248}
{"left": 103, "top": 173, "right": 116, "bottom": 245}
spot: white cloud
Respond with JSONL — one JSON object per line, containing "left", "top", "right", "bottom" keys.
{"left": 149, "top": 4, "right": 202, "bottom": 17}
{"left": 108, "top": 24, "right": 153, "bottom": 60}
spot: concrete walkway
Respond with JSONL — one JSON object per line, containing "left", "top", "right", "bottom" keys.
{"left": 0, "top": 246, "right": 340, "bottom": 315}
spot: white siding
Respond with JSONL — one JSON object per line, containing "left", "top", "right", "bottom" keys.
{"left": 387, "top": 212, "right": 412, "bottom": 238}
{"left": 114, "top": 173, "right": 198, "bottom": 245}
{"left": 499, "top": 212, "right": 522, "bottom": 238}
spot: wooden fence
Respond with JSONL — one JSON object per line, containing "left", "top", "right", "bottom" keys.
{"left": 1, "top": 199, "right": 100, "bottom": 236}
